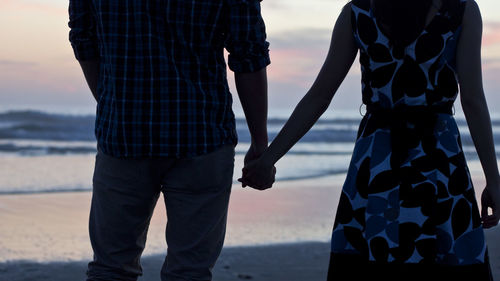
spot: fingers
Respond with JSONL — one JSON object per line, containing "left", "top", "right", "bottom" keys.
{"left": 482, "top": 214, "right": 499, "bottom": 229}
{"left": 239, "top": 160, "right": 276, "bottom": 190}
{"left": 480, "top": 189, "right": 499, "bottom": 228}
{"left": 480, "top": 204, "right": 495, "bottom": 229}
{"left": 240, "top": 166, "right": 252, "bottom": 188}
{"left": 481, "top": 203, "right": 489, "bottom": 222}
{"left": 251, "top": 184, "right": 273, "bottom": 191}
{"left": 485, "top": 203, "right": 500, "bottom": 228}
{"left": 239, "top": 171, "right": 275, "bottom": 190}
{"left": 237, "top": 178, "right": 248, "bottom": 188}
{"left": 239, "top": 177, "right": 274, "bottom": 190}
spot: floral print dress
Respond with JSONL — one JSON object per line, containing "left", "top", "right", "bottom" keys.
{"left": 327, "top": 1, "right": 493, "bottom": 280}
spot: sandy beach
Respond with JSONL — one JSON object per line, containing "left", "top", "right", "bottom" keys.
{"left": 0, "top": 174, "right": 499, "bottom": 280}
{"left": 0, "top": 242, "right": 332, "bottom": 281}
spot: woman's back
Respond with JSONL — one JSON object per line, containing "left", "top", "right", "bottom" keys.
{"left": 351, "top": 0, "right": 466, "bottom": 108}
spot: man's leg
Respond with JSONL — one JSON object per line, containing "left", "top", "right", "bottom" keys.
{"left": 87, "top": 151, "right": 167, "bottom": 281}
{"left": 160, "top": 145, "right": 235, "bottom": 281}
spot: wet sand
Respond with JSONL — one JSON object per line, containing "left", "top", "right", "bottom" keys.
{"left": 0, "top": 242, "right": 331, "bottom": 281}
{"left": 0, "top": 174, "right": 498, "bottom": 280}
{"left": 0, "top": 177, "right": 343, "bottom": 262}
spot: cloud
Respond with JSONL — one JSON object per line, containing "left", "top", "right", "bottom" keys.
{"left": 483, "top": 21, "right": 500, "bottom": 46}
{"left": 231, "top": 27, "right": 363, "bottom": 110}
{"left": 0, "top": 57, "right": 85, "bottom": 101}
{"left": 1, "top": 0, "right": 66, "bottom": 16}
{"left": 267, "top": 28, "right": 332, "bottom": 86}
{"left": 0, "top": 60, "right": 38, "bottom": 67}
{"left": 270, "top": 28, "right": 332, "bottom": 48}
{"left": 483, "top": 58, "right": 500, "bottom": 71}
{"left": 266, "top": 27, "right": 364, "bottom": 89}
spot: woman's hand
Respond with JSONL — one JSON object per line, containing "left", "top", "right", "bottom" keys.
{"left": 238, "top": 157, "right": 276, "bottom": 191}
{"left": 481, "top": 184, "right": 500, "bottom": 229}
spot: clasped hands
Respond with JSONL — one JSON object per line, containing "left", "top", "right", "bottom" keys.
{"left": 238, "top": 144, "right": 276, "bottom": 190}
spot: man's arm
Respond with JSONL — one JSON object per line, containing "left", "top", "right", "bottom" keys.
{"left": 225, "top": 0, "right": 271, "bottom": 166}
{"left": 235, "top": 69, "right": 269, "bottom": 162}
{"left": 78, "top": 59, "right": 100, "bottom": 101}
{"left": 68, "top": 0, "right": 100, "bottom": 101}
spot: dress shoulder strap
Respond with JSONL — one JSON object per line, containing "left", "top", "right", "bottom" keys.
{"left": 350, "top": 0, "right": 371, "bottom": 12}
{"left": 446, "top": 0, "right": 468, "bottom": 32}
{"left": 424, "top": 0, "right": 468, "bottom": 34}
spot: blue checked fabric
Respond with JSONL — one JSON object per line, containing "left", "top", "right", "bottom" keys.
{"left": 69, "top": 0, "right": 270, "bottom": 158}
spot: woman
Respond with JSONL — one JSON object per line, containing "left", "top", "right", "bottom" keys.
{"left": 240, "top": 0, "right": 499, "bottom": 280}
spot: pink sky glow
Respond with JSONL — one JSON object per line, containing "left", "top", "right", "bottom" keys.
{"left": 0, "top": 0, "right": 499, "bottom": 113}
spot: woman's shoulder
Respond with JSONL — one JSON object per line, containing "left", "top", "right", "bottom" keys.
{"left": 462, "top": 0, "right": 480, "bottom": 19}
{"left": 461, "top": 0, "right": 481, "bottom": 29}
{"left": 445, "top": 0, "right": 475, "bottom": 31}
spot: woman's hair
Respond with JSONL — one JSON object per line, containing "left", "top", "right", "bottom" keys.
{"left": 372, "top": 0, "right": 435, "bottom": 46}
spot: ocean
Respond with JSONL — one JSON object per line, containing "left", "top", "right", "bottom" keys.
{"left": 0, "top": 109, "right": 499, "bottom": 195}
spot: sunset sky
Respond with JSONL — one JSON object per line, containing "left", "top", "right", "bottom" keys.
{"left": 0, "top": 0, "right": 499, "bottom": 115}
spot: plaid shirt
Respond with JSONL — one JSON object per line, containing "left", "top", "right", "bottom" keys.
{"left": 69, "top": 0, "right": 270, "bottom": 158}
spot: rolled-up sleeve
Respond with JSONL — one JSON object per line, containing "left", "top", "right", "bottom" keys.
{"left": 225, "top": 0, "right": 271, "bottom": 73}
{"left": 68, "top": 0, "right": 99, "bottom": 61}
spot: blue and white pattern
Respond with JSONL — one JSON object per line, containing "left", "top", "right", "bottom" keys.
{"left": 330, "top": 0, "right": 489, "bottom": 267}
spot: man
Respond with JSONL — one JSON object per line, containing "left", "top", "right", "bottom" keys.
{"left": 68, "top": 0, "right": 270, "bottom": 280}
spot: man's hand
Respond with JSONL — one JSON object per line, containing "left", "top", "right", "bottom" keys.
{"left": 241, "top": 143, "right": 267, "bottom": 188}
{"left": 238, "top": 155, "right": 276, "bottom": 191}
{"left": 244, "top": 143, "right": 266, "bottom": 165}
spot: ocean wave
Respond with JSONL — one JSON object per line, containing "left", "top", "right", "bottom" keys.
{"left": 0, "top": 143, "right": 355, "bottom": 156}
{"left": 0, "top": 110, "right": 363, "bottom": 143}
{"left": 0, "top": 111, "right": 95, "bottom": 141}
{"left": 0, "top": 110, "right": 499, "bottom": 145}
{"left": 0, "top": 143, "right": 97, "bottom": 155}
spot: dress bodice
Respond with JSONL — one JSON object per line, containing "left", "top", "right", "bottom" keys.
{"left": 351, "top": 0, "right": 467, "bottom": 109}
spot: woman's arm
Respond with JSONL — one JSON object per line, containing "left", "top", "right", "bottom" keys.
{"left": 456, "top": 0, "right": 500, "bottom": 228}
{"left": 240, "top": 3, "right": 358, "bottom": 189}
